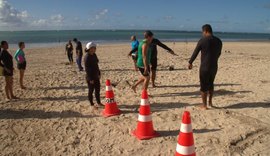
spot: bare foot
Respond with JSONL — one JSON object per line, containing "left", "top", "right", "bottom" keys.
{"left": 197, "top": 104, "right": 207, "bottom": 110}
{"left": 208, "top": 102, "right": 213, "bottom": 108}
{"left": 131, "top": 85, "right": 137, "bottom": 93}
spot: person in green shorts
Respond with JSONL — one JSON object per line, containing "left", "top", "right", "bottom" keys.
{"left": 14, "top": 42, "right": 27, "bottom": 89}
{"left": 131, "top": 30, "right": 153, "bottom": 93}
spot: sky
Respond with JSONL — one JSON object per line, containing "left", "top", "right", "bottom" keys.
{"left": 0, "top": 0, "right": 269, "bottom": 33}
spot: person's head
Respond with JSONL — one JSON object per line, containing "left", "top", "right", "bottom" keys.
{"left": 131, "top": 35, "right": 136, "bottom": 41}
{"left": 202, "top": 24, "right": 213, "bottom": 37}
{"left": 144, "top": 30, "right": 154, "bottom": 43}
{"left": 85, "top": 42, "right": 97, "bottom": 54}
{"left": 73, "top": 38, "right": 78, "bottom": 43}
{"left": 1, "top": 41, "right": 8, "bottom": 50}
{"left": 18, "top": 42, "right": 25, "bottom": 49}
{"left": 68, "top": 40, "right": 72, "bottom": 44}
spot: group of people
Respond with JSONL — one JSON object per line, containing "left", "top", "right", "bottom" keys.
{"left": 65, "top": 38, "right": 84, "bottom": 71}
{"left": 0, "top": 41, "right": 27, "bottom": 100}
{"left": 1, "top": 24, "right": 222, "bottom": 110}
{"left": 78, "top": 24, "right": 222, "bottom": 110}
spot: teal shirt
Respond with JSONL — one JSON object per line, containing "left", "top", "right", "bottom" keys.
{"left": 14, "top": 49, "right": 26, "bottom": 63}
{"left": 137, "top": 40, "right": 151, "bottom": 68}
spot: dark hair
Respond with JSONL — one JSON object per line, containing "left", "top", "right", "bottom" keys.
{"left": 202, "top": 24, "right": 213, "bottom": 34}
{"left": 18, "top": 42, "right": 25, "bottom": 47}
{"left": 144, "top": 30, "right": 154, "bottom": 38}
{"left": 73, "top": 38, "right": 78, "bottom": 42}
{"left": 85, "top": 48, "right": 89, "bottom": 53}
{"left": 1, "top": 41, "right": 7, "bottom": 46}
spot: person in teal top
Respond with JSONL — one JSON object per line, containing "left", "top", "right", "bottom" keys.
{"left": 14, "top": 42, "right": 27, "bottom": 89}
{"left": 131, "top": 30, "right": 153, "bottom": 93}
{"left": 128, "top": 35, "right": 139, "bottom": 71}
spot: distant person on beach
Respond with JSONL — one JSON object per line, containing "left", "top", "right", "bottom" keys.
{"left": 188, "top": 24, "right": 222, "bottom": 110}
{"left": 130, "top": 32, "right": 177, "bottom": 87}
{"left": 14, "top": 42, "right": 27, "bottom": 89}
{"left": 131, "top": 31, "right": 153, "bottom": 92}
{"left": 128, "top": 35, "right": 139, "bottom": 71}
{"left": 73, "top": 38, "right": 84, "bottom": 71}
{"left": 84, "top": 42, "right": 104, "bottom": 110}
{"left": 65, "top": 40, "right": 74, "bottom": 64}
{"left": 0, "top": 41, "right": 18, "bottom": 100}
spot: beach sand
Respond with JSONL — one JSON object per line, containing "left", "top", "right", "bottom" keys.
{"left": 0, "top": 42, "right": 270, "bottom": 155}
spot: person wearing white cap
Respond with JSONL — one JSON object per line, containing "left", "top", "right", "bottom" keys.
{"left": 84, "top": 42, "right": 104, "bottom": 109}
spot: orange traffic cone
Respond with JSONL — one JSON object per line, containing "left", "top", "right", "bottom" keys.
{"left": 175, "top": 111, "right": 196, "bottom": 156}
{"left": 102, "top": 79, "right": 121, "bottom": 117}
{"left": 132, "top": 89, "right": 159, "bottom": 140}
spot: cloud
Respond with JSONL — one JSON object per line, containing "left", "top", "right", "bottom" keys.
{"left": 262, "top": 3, "right": 270, "bottom": 9}
{"left": 31, "top": 14, "right": 65, "bottom": 28}
{"left": 0, "top": 0, "right": 29, "bottom": 26}
{"left": 50, "top": 14, "right": 64, "bottom": 24}
{"left": 95, "top": 9, "right": 108, "bottom": 20}
{"left": 163, "top": 16, "right": 174, "bottom": 21}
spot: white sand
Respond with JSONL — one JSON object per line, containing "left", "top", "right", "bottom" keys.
{"left": 0, "top": 42, "right": 269, "bottom": 155}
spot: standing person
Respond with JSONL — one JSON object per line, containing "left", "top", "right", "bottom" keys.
{"left": 14, "top": 42, "right": 27, "bottom": 89}
{"left": 73, "top": 38, "right": 83, "bottom": 71}
{"left": 65, "top": 40, "right": 74, "bottom": 64}
{"left": 84, "top": 42, "right": 104, "bottom": 109}
{"left": 129, "top": 32, "right": 177, "bottom": 87}
{"left": 131, "top": 31, "right": 153, "bottom": 93}
{"left": 128, "top": 35, "right": 139, "bottom": 71}
{"left": 188, "top": 24, "right": 222, "bottom": 110}
{"left": 0, "top": 41, "right": 18, "bottom": 100}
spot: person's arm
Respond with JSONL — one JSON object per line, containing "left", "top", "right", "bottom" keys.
{"left": 84, "top": 56, "right": 94, "bottom": 82}
{"left": 142, "top": 44, "right": 148, "bottom": 74}
{"left": 128, "top": 47, "right": 138, "bottom": 56}
{"left": 155, "top": 39, "right": 177, "bottom": 55}
{"left": 188, "top": 39, "right": 202, "bottom": 69}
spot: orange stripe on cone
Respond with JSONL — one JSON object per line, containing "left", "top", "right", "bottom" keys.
{"left": 102, "top": 79, "right": 121, "bottom": 117}
{"left": 175, "top": 111, "right": 196, "bottom": 156}
{"left": 132, "top": 90, "right": 159, "bottom": 140}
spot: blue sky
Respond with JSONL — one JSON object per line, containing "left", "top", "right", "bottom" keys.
{"left": 0, "top": 0, "right": 269, "bottom": 33}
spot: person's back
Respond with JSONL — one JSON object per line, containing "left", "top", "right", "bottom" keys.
{"left": 199, "top": 36, "right": 222, "bottom": 71}
{"left": 137, "top": 40, "right": 151, "bottom": 68}
{"left": 131, "top": 40, "right": 139, "bottom": 50}
{"left": 76, "top": 41, "right": 83, "bottom": 56}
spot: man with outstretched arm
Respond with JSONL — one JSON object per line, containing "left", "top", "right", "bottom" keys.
{"left": 188, "top": 24, "right": 222, "bottom": 110}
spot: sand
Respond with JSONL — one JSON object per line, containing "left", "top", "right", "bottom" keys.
{"left": 0, "top": 42, "right": 269, "bottom": 156}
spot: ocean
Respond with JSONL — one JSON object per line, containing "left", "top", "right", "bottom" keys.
{"left": 0, "top": 30, "right": 269, "bottom": 47}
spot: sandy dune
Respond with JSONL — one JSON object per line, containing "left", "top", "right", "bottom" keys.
{"left": 0, "top": 42, "right": 269, "bottom": 155}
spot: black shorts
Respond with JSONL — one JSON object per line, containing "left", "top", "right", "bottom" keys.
{"left": 200, "top": 69, "right": 217, "bottom": 92}
{"left": 151, "top": 58, "right": 157, "bottom": 71}
{"left": 17, "top": 62, "right": 27, "bottom": 70}
{"left": 138, "top": 66, "right": 150, "bottom": 77}
{"left": 131, "top": 53, "right": 138, "bottom": 61}
{"left": 3, "top": 69, "right": 13, "bottom": 77}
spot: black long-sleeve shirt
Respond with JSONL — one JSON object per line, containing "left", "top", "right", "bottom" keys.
{"left": 84, "top": 53, "right": 100, "bottom": 81}
{"left": 0, "top": 50, "right": 13, "bottom": 70}
{"left": 189, "top": 35, "right": 222, "bottom": 71}
{"left": 129, "top": 38, "right": 172, "bottom": 60}
{"left": 76, "top": 41, "right": 83, "bottom": 57}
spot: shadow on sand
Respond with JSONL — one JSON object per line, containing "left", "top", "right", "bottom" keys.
{"left": 158, "top": 128, "right": 221, "bottom": 137}
{"left": 156, "top": 83, "right": 241, "bottom": 88}
{"left": 0, "top": 109, "right": 95, "bottom": 119}
{"left": 219, "top": 102, "right": 270, "bottom": 109}
{"left": 153, "top": 89, "right": 251, "bottom": 98}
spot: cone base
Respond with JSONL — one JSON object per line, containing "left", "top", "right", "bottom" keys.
{"left": 132, "top": 129, "right": 159, "bottom": 140}
{"left": 102, "top": 110, "right": 121, "bottom": 117}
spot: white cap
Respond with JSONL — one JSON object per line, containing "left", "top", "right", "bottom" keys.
{"left": 86, "top": 42, "right": 97, "bottom": 50}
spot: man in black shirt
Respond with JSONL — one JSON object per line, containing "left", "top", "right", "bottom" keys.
{"left": 129, "top": 32, "right": 177, "bottom": 87}
{"left": 188, "top": 24, "right": 222, "bottom": 110}
{"left": 73, "top": 38, "right": 83, "bottom": 71}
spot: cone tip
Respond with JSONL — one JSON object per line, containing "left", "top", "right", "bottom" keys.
{"left": 141, "top": 89, "right": 148, "bottom": 99}
{"left": 182, "top": 111, "right": 191, "bottom": 124}
{"left": 106, "top": 79, "right": 111, "bottom": 86}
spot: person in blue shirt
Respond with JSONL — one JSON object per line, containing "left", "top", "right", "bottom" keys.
{"left": 14, "top": 42, "right": 27, "bottom": 89}
{"left": 128, "top": 35, "right": 139, "bottom": 71}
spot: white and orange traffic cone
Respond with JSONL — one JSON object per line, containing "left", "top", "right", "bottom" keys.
{"left": 175, "top": 111, "right": 196, "bottom": 156}
{"left": 132, "top": 89, "right": 159, "bottom": 140}
{"left": 102, "top": 79, "right": 121, "bottom": 117}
